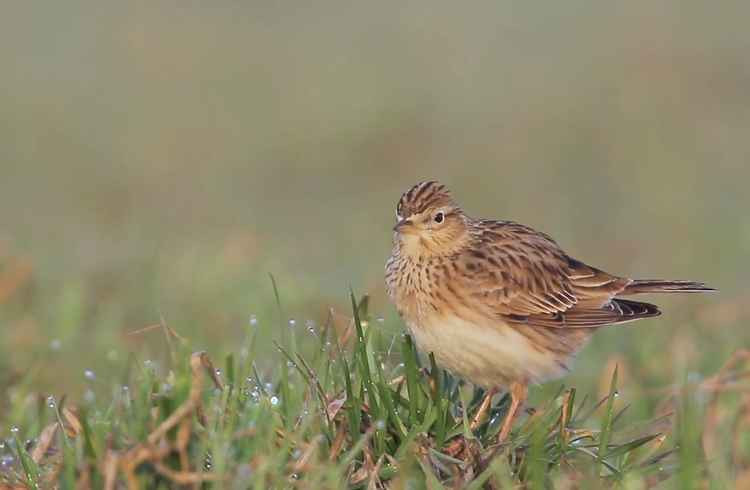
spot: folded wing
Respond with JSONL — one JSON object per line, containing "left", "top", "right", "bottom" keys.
{"left": 463, "top": 220, "right": 704, "bottom": 329}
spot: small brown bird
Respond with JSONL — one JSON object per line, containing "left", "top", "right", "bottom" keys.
{"left": 385, "top": 181, "right": 713, "bottom": 442}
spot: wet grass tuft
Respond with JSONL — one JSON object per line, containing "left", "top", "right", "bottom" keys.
{"left": 1, "top": 293, "right": 748, "bottom": 488}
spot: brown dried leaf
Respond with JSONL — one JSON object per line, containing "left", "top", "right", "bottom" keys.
{"left": 367, "top": 455, "right": 385, "bottom": 490}
{"left": 177, "top": 418, "right": 192, "bottom": 475}
{"left": 31, "top": 422, "right": 58, "bottom": 463}
{"left": 62, "top": 406, "right": 83, "bottom": 437}
{"left": 103, "top": 451, "right": 119, "bottom": 490}
{"left": 329, "top": 424, "right": 347, "bottom": 461}
{"left": 291, "top": 436, "right": 323, "bottom": 473}
{"left": 326, "top": 393, "right": 347, "bottom": 421}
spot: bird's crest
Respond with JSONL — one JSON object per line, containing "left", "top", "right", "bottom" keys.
{"left": 396, "top": 180, "right": 457, "bottom": 218}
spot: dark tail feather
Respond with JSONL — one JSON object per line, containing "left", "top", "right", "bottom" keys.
{"left": 622, "top": 279, "right": 716, "bottom": 295}
{"left": 517, "top": 298, "right": 661, "bottom": 328}
{"left": 611, "top": 298, "right": 662, "bottom": 317}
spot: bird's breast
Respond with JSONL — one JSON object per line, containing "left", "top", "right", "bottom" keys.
{"left": 407, "top": 313, "right": 580, "bottom": 388}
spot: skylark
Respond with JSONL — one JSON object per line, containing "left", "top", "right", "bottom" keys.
{"left": 385, "top": 180, "right": 713, "bottom": 442}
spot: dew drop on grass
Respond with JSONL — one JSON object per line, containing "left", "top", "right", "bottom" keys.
{"left": 0, "top": 455, "right": 14, "bottom": 469}
{"left": 290, "top": 473, "right": 299, "bottom": 480}
{"left": 288, "top": 318, "right": 296, "bottom": 328}
{"left": 376, "top": 316, "right": 385, "bottom": 324}
{"left": 249, "top": 314, "right": 258, "bottom": 327}
{"left": 215, "top": 368, "right": 222, "bottom": 378}
{"left": 286, "top": 361, "right": 295, "bottom": 368}
{"left": 305, "top": 319, "right": 316, "bottom": 334}
{"left": 84, "top": 369, "right": 96, "bottom": 381}
{"left": 9, "top": 426, "right": 19, "bottom": 435}
{"left": 375, "top": 419, "right": 386, "bottom": 430}
{"left": 264, "top": 382, "right": 273, "bottom": 392}
{"left": 613, "top": 391, "right": 620, "bottom": 398}
{"left": 47, "top": 396, "right": 56, "bottom": 409}
{"left": 270, "top": 396, "right": 279, "bottom": 406}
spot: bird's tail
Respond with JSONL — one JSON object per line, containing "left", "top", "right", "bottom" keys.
{"left": 621, "top": 279, "right": 716, "bottom": 295}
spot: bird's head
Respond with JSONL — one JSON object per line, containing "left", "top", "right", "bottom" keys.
{"left": 393, "top": 181, "right": 470, "bottom": 257}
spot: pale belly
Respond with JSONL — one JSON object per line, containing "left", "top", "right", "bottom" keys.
{"left": 407, "top": 315, "right": 587, "bottom": 388}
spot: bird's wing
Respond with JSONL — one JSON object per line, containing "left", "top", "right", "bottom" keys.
{"left": 463, "top": 221, "right": 650, "bottom": 328}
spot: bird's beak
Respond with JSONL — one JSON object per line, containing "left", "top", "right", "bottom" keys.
{"left": 393, "top": 219, "right": 415, "bottom": 233}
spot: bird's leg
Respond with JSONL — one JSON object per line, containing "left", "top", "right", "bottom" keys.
{"left": 497, "top": 381, "right": 527, "bottom": 443}
{"left": 470, "top": 387, "right": 498, "bottom": 431}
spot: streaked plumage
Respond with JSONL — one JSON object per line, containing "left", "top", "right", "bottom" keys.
{"left": 385, "top": 180, "right": 714, "bottom": 440}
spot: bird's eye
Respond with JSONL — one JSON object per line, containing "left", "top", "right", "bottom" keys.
{"left": 434, "top": 212, "right": 444, "bottom": 224}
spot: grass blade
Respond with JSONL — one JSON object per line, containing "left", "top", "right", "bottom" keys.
{"left": 269, "top": 273, "right": 291, "bottom": 427}
{"left": 401, "top": 334, "right": 422, "bottom": 426}
{"left": 597, "top": 365, "right": 619, "bottom": 476}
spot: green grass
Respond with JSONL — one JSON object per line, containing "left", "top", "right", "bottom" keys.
{"left": 2, "top": 290, "right": 745, "bottom": 489}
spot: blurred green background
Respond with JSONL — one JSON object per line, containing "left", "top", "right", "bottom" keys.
{"left": 1, "top": 2, "right": 748, "bottom": 415}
